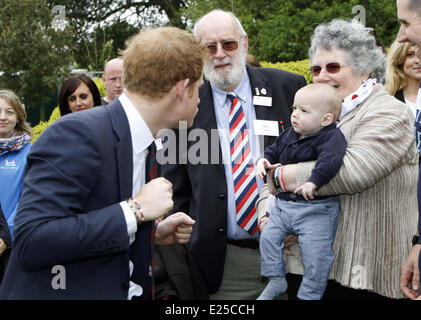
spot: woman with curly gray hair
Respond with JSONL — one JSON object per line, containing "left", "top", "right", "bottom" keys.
{"left": 257, "top": 19, "right": 419, "bottom": 299}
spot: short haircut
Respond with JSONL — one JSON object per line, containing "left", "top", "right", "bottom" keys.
{"left": 121, "top": 27, "right": 207, "bottom": 101}
{"left": 193, "top": 9, "right": 247, "bottom": 39}
{"left": 296, "top": 83, "right": 343, "bottom": 121}
{"left": 58, "top": 74, "right": 102, "bottom": 116}
{"left": 308, "top": 19, "right": 386, "bottom": 83}
{"left": 0, "top": 89, "right": 32, "bottom": 137}
{"left": 385, "top": 40, "right": 413, "bottom": 95}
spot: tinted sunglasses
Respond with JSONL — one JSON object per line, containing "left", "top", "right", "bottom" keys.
{"left": 309, "top": 63, "right": 344, "bottom": 76}
{"left": 206, "top": 40, "right": 239, "bottom": 55}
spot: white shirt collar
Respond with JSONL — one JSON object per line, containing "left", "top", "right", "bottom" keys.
{"left": 118, "top": 92, "right": 154, "bottom": 155}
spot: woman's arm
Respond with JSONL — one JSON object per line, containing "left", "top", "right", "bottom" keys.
{"left": 285, "top": 100, "right": 417, "bottom": 195}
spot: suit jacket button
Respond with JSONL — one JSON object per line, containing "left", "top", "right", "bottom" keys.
{"left": 218, "top": 228, "right": 225, "bottom": 233}
{"left": 218, "top": 194, "right": 226, "bottom": 200}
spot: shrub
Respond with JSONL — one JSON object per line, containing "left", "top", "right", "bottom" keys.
{"left": 261, "top": 59, "right": 312, "bottom": 84}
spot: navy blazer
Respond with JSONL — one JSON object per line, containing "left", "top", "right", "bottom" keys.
{"left": 161, "top": 65, "right": 306, "bottom": 294}
{"left": 0, "top": 100, "right": 153, "bottom": 299}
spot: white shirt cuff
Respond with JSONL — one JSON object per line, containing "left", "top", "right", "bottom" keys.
{"left": 120, "top": 201, "right": 137, "bottom": 245}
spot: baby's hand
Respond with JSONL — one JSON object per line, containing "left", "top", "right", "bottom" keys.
{"left": 294, "top": 182, "right": 317, "bottom": 200}
{"left": 256, "top": 158, "right": 271, "bottom": 179}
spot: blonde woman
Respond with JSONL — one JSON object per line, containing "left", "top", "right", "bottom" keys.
{"left": 0, "top": 89, "right": 32, "bottom": 238}
{"left": 385, "top": 40, "right": 421, "bottom": 111}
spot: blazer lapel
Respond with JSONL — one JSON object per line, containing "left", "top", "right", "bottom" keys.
{"left": 107, "top": 100, "right": 133, "bottom": 200}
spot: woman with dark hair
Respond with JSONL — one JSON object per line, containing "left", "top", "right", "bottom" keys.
{"left": 0, "top": 89, "right": 33, "bottom": 238}
{"left": 58, "top": 74, "right": 101, "bottom": 116}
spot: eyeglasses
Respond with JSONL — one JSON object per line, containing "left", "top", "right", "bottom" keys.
{"left": 309, "top": 63, "right": 345, "bottom": 76}
{"left": 206, "top": 40, "right": 239, "bottom": 55}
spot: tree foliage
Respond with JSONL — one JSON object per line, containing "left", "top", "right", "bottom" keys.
{"left": 0, "top": 0, "right": 73, "bottom": 115}
{"left": 182, "top": 0, "right": 400, "bottom": 62}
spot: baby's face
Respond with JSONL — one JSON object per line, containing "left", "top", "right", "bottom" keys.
{"left": 291, "top": 90, "right": 333, "bottom": 137}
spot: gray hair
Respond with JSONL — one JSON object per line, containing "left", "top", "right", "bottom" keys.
{"left": 408, "top": 0, "right": 421, "bottom": 15}
{"left": 193, "top": 9, "right": 247, "bottom": 39}
{"left": 308, "top": 19, "right": 386, "bottom": 83}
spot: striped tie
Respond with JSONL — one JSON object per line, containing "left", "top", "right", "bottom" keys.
{"left": 228, "top": 93, "right": 259, "bottom": 234}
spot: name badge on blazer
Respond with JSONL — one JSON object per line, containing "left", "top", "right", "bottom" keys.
{"left": 254, "top": 120, "right": 279, "bottom": 136}
{"left": 253, "top": 95, "right": 272, "bottom": 107}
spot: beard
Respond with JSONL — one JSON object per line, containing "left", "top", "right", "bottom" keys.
{"left": 203, "top": 42, "right": 247, "bottom": 91}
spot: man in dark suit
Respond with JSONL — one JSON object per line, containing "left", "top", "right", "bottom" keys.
{"left": 396, "top": 0, "right": 421, "bottom": 300}
{"left": 0, "top": 26, "right": 206, "bottom": 299}
{"left": 161, "top": 9, "right": 306, "bottom": 299}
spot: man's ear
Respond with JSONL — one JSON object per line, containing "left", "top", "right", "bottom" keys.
{"left": 175, "top": 78, "right": 190, "bottom": 101}
{"left": 321, "top": 113, "right": 334, "bottom": 127}
{"left": 244, "top": 35, "right": 249, "bottom": 52}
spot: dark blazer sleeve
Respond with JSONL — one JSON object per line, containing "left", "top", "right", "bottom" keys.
{"left": 0, "top": 206, "right": 11, "bottom": 249}
{"left": 12, "top": 117, "right": 130, "bottom": 271}
{"left": 308, "top": 129, "right": 347, "bottom": 188}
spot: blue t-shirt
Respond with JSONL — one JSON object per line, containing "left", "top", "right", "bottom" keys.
{"left": 0, "top": 142, "right": 31, "bottom": 239}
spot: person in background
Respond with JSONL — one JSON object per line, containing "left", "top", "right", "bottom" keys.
{"left": 396, "top": 0, "right": 421, "bottom": 300}
{"left": 101, "top": 58, "right": 124, "bottom": 105}
{"left": 58, "top": 74, "right": 101, "bottom": 116}
{"left": 161, "top": 9, "right": 306, "bottom": 300}
{"left": 246, "top": 54, "right": 262, "bottom": 68}
{"left": 0, "top": 89, "right": 33, "bottom": 238}
{"left": 385, "top": 40, "right": 421, "bottom": 108}
{"left": 257, "top": 18, "right": 418, "bottom": 299}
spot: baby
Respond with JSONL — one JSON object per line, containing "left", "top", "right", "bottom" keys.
{"left": 256, "top": 83, "right": 347, "bottom": 300}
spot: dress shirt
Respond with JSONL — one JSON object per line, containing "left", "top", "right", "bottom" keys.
{"left": 211, "top": 69, "right": 262, "bottom": 240}
{"left": 117, "top": 92, "right": 155, "bottom": 299}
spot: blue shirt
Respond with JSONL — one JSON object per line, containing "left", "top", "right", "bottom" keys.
{"left": 211, "top": 69, "right": 263, "bottom": 239}
{"left": 0, "top": 142, "right": 31, "bottom": 239}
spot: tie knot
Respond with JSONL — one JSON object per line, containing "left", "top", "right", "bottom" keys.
{"left": 227, "top": 93, "right": 237, "bottom": 103}
{"left": 148, "top": 142, "right": 156, "bottom": 155}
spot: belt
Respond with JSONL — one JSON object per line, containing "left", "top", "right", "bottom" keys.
{"left": 227, "top": 239, "right": 259, "bottom": 249}
{"left": 276, "top": 192, "right": 330, "bottom": 202}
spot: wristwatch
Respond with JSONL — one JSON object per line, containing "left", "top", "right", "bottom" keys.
{"left": 412, "top": 235, "right": 420, "bottom": 246}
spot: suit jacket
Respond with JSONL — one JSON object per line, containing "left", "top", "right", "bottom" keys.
{"left": 0, "top": 100, "right": 154, "bottom": 299}
{"left": 161, "top": 65, "right": 306, "bottom": 293}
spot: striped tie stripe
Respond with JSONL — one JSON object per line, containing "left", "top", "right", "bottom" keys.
{"left": 228, "top": 93, "right": 259, "bottom": 234}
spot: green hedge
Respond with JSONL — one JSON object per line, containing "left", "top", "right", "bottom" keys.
{"left": 261, "top": 59, "right": 312, "bottom": 84}
{"left": 32, "top": 61, "right": 312, "bottom": 142}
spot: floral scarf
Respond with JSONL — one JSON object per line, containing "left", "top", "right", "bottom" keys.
{"left": 0, "top": 133, "right": 31, "bottom": 152}
{"left": 339, "top": 78, "right": 377, "bottom": 121}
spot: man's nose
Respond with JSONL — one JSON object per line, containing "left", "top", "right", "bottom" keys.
{"left": 397, "top": 25, "right": 409, "bottom": 43}
{"left": 214, "top": 43, "right": 227, "bottom": 59}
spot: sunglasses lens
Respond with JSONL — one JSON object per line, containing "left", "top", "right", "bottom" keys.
{"left": 222, "top": 40, "right": 238, "bottom": 51}
{"left": 310, "top": 66, "right": 322, "bottom": 76}
{"left": 326, "top": 63, "right": 341, "bottom": 73}
{"left": 207, "top": 44, "right": 217, "bottom": 55}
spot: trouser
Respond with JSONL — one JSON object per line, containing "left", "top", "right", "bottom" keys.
{"left": 260, "top": 196, "right": 340, "bottom": 300}
{"left": 209, "top": 243, "right": 269, "bottom": 300}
